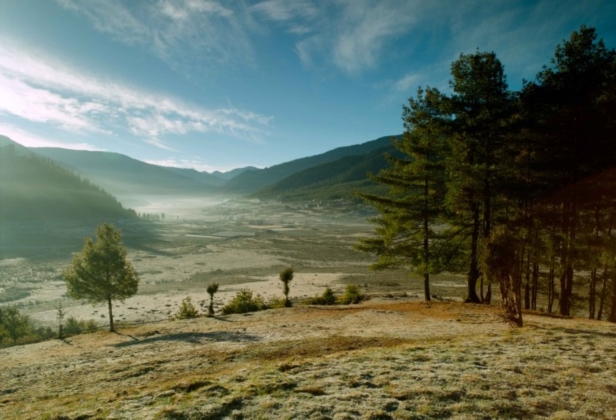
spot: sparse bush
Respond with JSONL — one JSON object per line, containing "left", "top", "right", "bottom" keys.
{"left": 268, "top": 297, "right": 287, "bottom": 309}
{"left": 176, "top": 296, "right": 199, "bottom": 319}
{"left": 308, "top": 287, "right": 337, "bottom": 305}
{"left": 206, "top": 282, "right": 219, "bottom": 316}
{"left": 340, "top": 284, "right": 365, "bottom": 304}
{"left": 64, "top": 316, "right": 99, "bottom": 336}
{"left": 221, "top": 289, "right": 267, "bottom": 315}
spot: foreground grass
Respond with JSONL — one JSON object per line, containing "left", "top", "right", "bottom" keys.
{"left": 1, "top": 300, "right": 615, "bottom": 419}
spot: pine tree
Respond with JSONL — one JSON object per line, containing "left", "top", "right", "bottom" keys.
{"left": 357, "top": 88, "right": 449, "bottom": 301}
{"left": 445, "top": 51, "right": 511, "bottom": 303}
{"left": 63, "top": 223, "right": 139, "bottom": 332}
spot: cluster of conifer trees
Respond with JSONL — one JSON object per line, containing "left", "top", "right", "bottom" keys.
{"left": 359, "top": 26, "right": 616, "bottom": 325}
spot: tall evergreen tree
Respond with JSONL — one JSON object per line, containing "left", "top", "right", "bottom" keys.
{"left": 357, "top": 88, "right": 449, "bottom": 301}
{"left": 445, "top": 52, "right": 511, "bottom": 303}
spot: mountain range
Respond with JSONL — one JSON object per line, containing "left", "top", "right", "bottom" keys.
{"left": 1, "top": 133, "right": 402, "bottom": 211}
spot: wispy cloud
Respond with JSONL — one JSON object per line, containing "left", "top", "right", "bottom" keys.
{"left": 0, "top": 124, "right": 104, "bottom": 151}
{"left": 145, "top": 157, "right": 216, "bottom": 172}
{"left": 0, "top": 39, "right": 272, "bottom": 148}
{"left": 57, "top": 0, "right": 253, "bottom": 73}
{"left": 251, "top": 0, "right": 423, "bottom": 75}
{"left": 394, "top": 73, "right": 421, "bottom": 92}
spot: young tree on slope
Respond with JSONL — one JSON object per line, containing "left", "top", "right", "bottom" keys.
{"left": 63, "top": 223, "right": 139, "bottom": 332}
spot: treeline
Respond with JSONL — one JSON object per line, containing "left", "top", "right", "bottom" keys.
{"left": 359, "top": 26, "right": 616, "bottom": 325}
{"left": 0, "top": 146, "right": 137, "bottom": 223}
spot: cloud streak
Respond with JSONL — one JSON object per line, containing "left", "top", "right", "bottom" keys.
{"left": 57, "top": 0, "right": 253, "bottom": 73}
{"left": 0, "top": 124, "right": 104, "bottom": 151}
{"left": 0, "top": 39, "right": 272, "bottom": 148}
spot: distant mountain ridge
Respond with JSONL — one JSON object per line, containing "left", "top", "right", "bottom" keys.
{"left": 1, "top": 133, "right": 403, "bottom": 205}
{"left": 255, "top": 141, "right": 403, "bottom": 201}
{"left": 211, "top": 166, "right": 259, "bottom": 180}
{"left": 33, "top": 148, "right": 219, "bottom": 205}
{"left": 223, "top": 135, "right": 399, "bottom": 194}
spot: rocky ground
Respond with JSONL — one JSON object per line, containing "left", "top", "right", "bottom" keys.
{"left": 2, "top": 298, "right": 615, "bottom": 419}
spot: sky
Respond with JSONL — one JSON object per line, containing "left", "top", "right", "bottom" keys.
{"left": 0, "top": 1, "right": 615, "bottom": 173}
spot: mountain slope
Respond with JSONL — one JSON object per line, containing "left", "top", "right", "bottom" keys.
{"left": 0, "top": 143, "right": 136, "bottom": 224}
{"left": 33, "top": 148, "right": 218, "bottom": 202}
{"left": 162, "top": 166, "right": 226, "bottom": 188}
{"left": 223, "top": 135, "right": 400, "bottom": 194}
{"left": 255, "top": 143, "right": 403, "bottom": 201}
{"left": 211, "top": 166, "right": 259, "bottom": 181}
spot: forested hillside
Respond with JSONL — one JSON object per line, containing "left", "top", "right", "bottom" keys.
{"left": 223, "top": 135, "right": 399, "bottom": 194}
{"left": 256, "top": 144, "right": 402, "bottom": 201}
{"left": 0, "top": 145, "right": 136, "bottom": 223}
{"left": 34, "top": 148, "right": 218, "bottom": 201}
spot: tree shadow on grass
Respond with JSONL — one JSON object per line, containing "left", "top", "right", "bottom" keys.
{"left": 113, "top": 331, "right": 260, "bottom": 347}
{"left": 530, "top": 323, "right": 616, "bottom": 339}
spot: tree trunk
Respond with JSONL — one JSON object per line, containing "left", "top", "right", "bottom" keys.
{"left": 589, "top": 268, "right": 597, "bottom": 319}
{"left": 531, "top": 260, "right": 539, "bottom": 310}
{"left": 108, "top": 297, "right": 115, "bottom": 332}
{"left": 524, "top": 249, "right": 531, "bottom": 310}
{"left": 548, "top": 259, "right": 555, "bottom": 314}
{"left": 597, "top": 266, "right": 608, "bottom": 320}
{"left": 423, "top": 178, "right": 431, "bottom": 302}
{"left": 609, "top": 272, "right": 616, "bottom": 323}
{"left": 559, "top": 264, "right": 574, "bottom": 316}
{"left": 208, "top": 295, "right": 215, "bottom": 316}
{"left": 467, "top": 205, "right": 481, "bottom": 303}
{"left": 559, "top": 202, "right": 575, "bottom": 317}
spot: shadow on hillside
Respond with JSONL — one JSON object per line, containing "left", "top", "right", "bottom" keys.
{"left": 530, "top": 323, "right": 616, "bottom": 339}
{"left": 561, "top": 328, "right": 616, "bottom": 339}
{"left": 113, "top": 331, "right": 260, "bottom": 347}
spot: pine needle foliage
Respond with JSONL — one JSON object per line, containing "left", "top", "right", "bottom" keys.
{"left": 63, "top": 223, "right": 139, "bottom": 332}
{"left": 357, "top": 87, "right": 449, "bottom": 301}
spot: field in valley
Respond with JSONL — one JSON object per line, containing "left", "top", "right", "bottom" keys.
{"left": 0, "top": 198, "right": 467, "bottom": 328}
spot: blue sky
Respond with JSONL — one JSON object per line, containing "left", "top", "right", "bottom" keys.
{"left": 1, "top": 0, "right": 615, "bottom": 172}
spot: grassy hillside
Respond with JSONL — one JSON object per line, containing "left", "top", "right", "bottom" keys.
{"left": 223, "top": 135, "right": 400, "bottom": 194}
{"left": 2, "top": 300, "right": 614, "bottom": 419}
{"left": 34, "top": 148, "right": 219, "bottom": 200}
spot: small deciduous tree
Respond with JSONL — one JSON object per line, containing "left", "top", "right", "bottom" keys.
{"left": 56, "top": 302, "right": 66, "bottom": 339}
{"left": 206, "top": 282, "right": 219, "bottom": 316}
{"left": 279, "top": 267, "right": 294, "bottom": 307}
{"left": 63, "top": 223, "right": 139, "bottom": 332}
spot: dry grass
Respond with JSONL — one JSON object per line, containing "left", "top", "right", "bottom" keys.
{"left": 1, "top": 299, "right": 615, "bottom": 419}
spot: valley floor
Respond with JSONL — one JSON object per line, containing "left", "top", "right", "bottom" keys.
{"left": 2, "top": 299, "right": 615, "bottom": 419}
